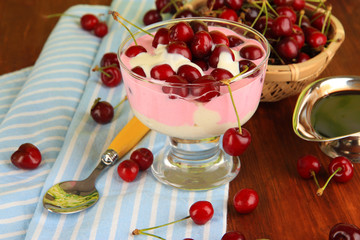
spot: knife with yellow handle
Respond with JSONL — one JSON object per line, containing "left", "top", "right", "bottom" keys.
{"left": 43, "top": 116, "right": 150, "bottom": 214}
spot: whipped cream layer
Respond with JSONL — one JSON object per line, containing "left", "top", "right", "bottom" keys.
{"left": 119, "top": 24, "right": 267, "bottom": 139}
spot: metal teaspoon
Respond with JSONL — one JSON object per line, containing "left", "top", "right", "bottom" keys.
{"left": 42, "top": 116, "right": 149, "bottom": 214}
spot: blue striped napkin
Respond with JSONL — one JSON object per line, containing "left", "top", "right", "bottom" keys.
{"left": 0, "top": 1, "right": 229, "bottom": 240}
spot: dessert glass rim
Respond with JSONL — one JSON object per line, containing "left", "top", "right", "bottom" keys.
{"left": 117, "top": 17, "right": 270, "bottom": 88}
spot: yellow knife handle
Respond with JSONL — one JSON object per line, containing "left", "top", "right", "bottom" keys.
{"left": 108, "top": 116, "right": 150, "bottom": 159}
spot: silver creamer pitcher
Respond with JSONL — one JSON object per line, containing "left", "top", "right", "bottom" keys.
{"left": 293, "top": 76, "right": 360, "bottom": 162}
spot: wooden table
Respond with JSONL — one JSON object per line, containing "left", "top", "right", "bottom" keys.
{"left": 1, "top": 0, "right": 360, "bottom": 239}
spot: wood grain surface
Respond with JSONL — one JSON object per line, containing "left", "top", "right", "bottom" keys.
{"left": 1, "top": 0, "right": 360, "bottom": 239}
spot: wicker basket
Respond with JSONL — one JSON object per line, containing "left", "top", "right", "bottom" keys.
{"left": 183, "top": 0, "right": 345, "bottom": 102}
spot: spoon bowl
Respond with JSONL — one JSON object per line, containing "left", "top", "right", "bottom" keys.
{"left": 42, "top": 117, "right": 149, "bottom": 214}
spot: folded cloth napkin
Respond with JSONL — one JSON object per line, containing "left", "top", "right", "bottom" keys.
{"left": 0, "top": 1, "right": 229, "bottom": 239}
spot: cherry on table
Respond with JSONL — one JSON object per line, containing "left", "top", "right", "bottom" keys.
{"left": 11, "top": 143, "right": 42, "bottom": 170}
{"left": 90, "top": 98, "right": 114, "bottom": 124}
{"left": 297, "top": 155, "right": 321, "bottom": 179}
{"left": 93, "top": 22, "right": 108, "bottom": 38}
{"left": 190, "top": 31, "right": 213, "bottom": 59}
{"left": 222, "top": 127, "right": 251, "bottom": 157}
{"left": 221, "top": 231, "right": 246, "bottom": 240}
{"left": 233, "top": 188, "right": 259, "bottom": 214}
{"left": 80, "top": 14, "right": 99, "bottom": 31}
{"left": 130, "top": 148, "right": 154, "bottom": 171}
{"left": 117, "top": 160, "right": 139, "bottom": 182}
{"left": 100, "top": 52, "right": 120, "bottom": 68}
{"left": 189, "top": 201, "right": 214, "bottom": 225}
{"left": 143, "top": 9, "right": 162, "bottom": 26}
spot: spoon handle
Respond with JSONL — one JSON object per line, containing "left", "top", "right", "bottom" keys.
{"left": 86, "top": 116, "right": 150, "bottom": 182}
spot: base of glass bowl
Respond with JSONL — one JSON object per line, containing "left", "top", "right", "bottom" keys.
{"left": 151, "top": 136, "right": 241, "bottom": 190}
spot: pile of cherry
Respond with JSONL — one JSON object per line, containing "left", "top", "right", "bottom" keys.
{"left": 143, "top": 0, "right": 333, "bottom": 65}
{"left": 125, "top": 19, "right": 264, "bottom": 103}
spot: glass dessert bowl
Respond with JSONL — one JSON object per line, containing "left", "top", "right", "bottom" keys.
{"left": 118, "top": 17, "right": 269, "bottom": 190}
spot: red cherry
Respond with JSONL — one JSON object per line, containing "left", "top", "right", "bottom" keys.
{"left": 292, "top": 0, "right": 305, "bottom": 11}
{"left": 291, "top": 25, "right": 305, "bottom": 49}
{"left": 169, "top": 22, "right": 194, "bottom": 44}
{"left": 143, "top": 9, "right": 162, "bottom": 26}
{"left": 130, "top": 148, "right": 154, "bottom": 171}
{"left": 297, "top": 155, "right": 321, "bottom": 179}
{"left": 93, "top": 22, "right": 108, "bottom": 38}
{"left": 271, "top": 15, "right": 293, "bottom": 37}
{"left": 276, "top": 37, "right": 299, "bottom": 61}
{"left": 11, "top": 143, "right": 42, "bottom": 170}
{"left": 177, "top": 65, "right": 201, "bottom": 83}
{"left": 297, "top": 52, "right": 310, "bottom": 62}
{"left": 307, "top": 31, "right": 327, "bottom": 49}
{"left": 131, "top": 66, "right": 146, "bottom": 77}
{"left": 219, "top": 8, "right": 238, "bottom": 21}
{"left": 166, "top": 41, "right": 192, "bottom": 60}
{"left": 80, "top": 14, "right": 99, "bottom": 31}
{"left": 100, "top": 66, "right": 122, "bottom": 87}
{"left": 162, "top": 75, "right": 190, "bottom": 99}
{"left": 228, "top": 35, "right": 244, "bottom": 48}
{"left": 90, "top": 98, "right": 114, "bottom": 124}
{"left": 193, "top": 59, "right": 209, "bottom": 71}
{"left": 329, "top": 223, "right": 360, "bottom": 240}
{"left": 328, "top": 157, "right": 354, "bottom": 183}
{"left": 190, "top": 31, "right": 213, "bottom": 59}
{"left": 125, "top": 45, "right": 147, "bottom": 58}
{"left": 244, "top": 7, "right": 260, "bottom": 22}
{"left": 254, "top": 16, "right": 274, "bottom": 34}
{"left": 150, "top": 64, "right": 175, "bottom": 80}
{"left": 189, "top": 201, "right": 214, "bottom": 225}
{"left": 174, "top": 9, "right": 199, "bottom": 18}
{"left": 210, "top": 68, "right": 233, "bottom": 81}
{"left": 233, "top": 188, "right": 259, "bottom": 214}
{"left": 274, "top": 0, "right": 294, "bottom": 6}
{"left": 238, "top": 60, "right": 258, "bottom": 77}
{"left": 276, "top": 6, "right": 297, "bottom": 24}
{"left": 117, "top": 160, "right": 139, "bottom": 182}
{"left": 100, "top": 52, "right": 120, "bottom": 68}
{"left": 311, "top": 12, "right": 326, "bottom": 31}
{"left": 225, "top": 0, "right": 243, "bottom": 11}
{"left": 152, "top": 28, "right": 170, "bottom": 48}
{"left": 155, "top": 0, "right": 171, "bottom": 13}
{"left": 209, "top": 44, "right": 235, "bottom": 68}
{"left": 221, "top": 231, "right": 246, "bottom": 240}
{"left": 210, "top": 30, "right": 229, "bottom": 46}
{"left": 222, "top": 127, "right": 251, "bottom": 156}
{"left": 189, "top": 20, "right": 209, "bottom": 33}
{"left": 239, "top": 45, "right": 264, "bottom": 60}
{"left": 191, "top": 75, "right": 220, "bottom": 102}
{"left": 207, "top": 0, "right": 226, "bottom": 10}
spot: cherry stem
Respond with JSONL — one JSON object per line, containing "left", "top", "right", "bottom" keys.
{"left": 109, "top": 11, "right": 154, "bottom": 43}
{"left": 321, "top": 4, "right": 332, "bottom": 35}
{"left": 133, "top": 230, "right": 166, "bottom": 240}
{"left": 298, "top": 10, "right": 305, "bottom": 27}
{"left": 220, "top": 66, "right": 249, "bottom": 134}
{"left": 132, "top": 216, "right": 191, "bottom": 236}
{"left": 92, "top": 64, "right": 117, "bottom": 78}
{"left": 310, "top": 171, "right": 321, "bottom": 189}
{"left": 316, "top": 167, "right": 342, "bottom": 196}
{"left": 113, "top": 95, "right": 128, "bottom": 110}
{"left": 46, "top": 13, "right": 79, "bottom": 19}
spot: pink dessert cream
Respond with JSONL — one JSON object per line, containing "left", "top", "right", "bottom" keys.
{"left": 118, "top": 18, "right": 269, "bottom": 140}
